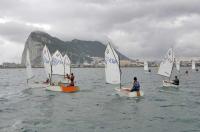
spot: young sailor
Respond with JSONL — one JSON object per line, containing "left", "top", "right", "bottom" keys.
{"left": 131, "top": 77, "right": 140, "bottom": 92}
{"left": 68, "top": 73, "right": 75, "bottom": 86}
{"left": 164, "top": 76, "right": 179, "bottom": 85}
{"left": 185, "top": 70, "right": 188, "bottom": 75}
{"left": 172, "top": 76, "right": 179, "bottom": 85}
{"left": 64, "top": 73, "right": 70, "bottom": 83}
{"left": 65, "top": 73, "right": 70, "bottom": 79}
{"left": 123, "top": 77, "right": 140, "bottom": 92}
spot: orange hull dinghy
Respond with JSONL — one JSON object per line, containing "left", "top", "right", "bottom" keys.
{"left": 46, "top": 84, "right": 79, "bottom": 92}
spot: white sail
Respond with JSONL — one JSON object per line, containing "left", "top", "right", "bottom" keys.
{"left": 105, "top": 43, "right": 120, "bottom": 84}
{"left": 51, "top": 50, "right": 64, "bottom": 75}
{"left": 42, "top": 45, "right": 52, "bottom": 78}
{"left": 158, "top": 48, "right": 175, "bottom": 77}
{"left": 63, "top": 54, "right": 71, "bottom": 75}
{"left": 176, "top": 60, "right": 180, "bottom": 71}
{"left": 192, "top": 60, "right": 195, "bottom": 70}
{"left": 26, "top": 49, "right": 34, "bottom": 80}
{"left": 144, "top": 61, "right": 149, "bottom": 71}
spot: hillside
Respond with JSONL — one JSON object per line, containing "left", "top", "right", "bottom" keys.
{"left": 21, "top": 31, "right": 130, "bottom": 67}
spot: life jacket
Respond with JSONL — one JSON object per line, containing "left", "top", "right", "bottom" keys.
{"left": 173, "top": 79, "right": 179, "bottom": 85}
{"left": 70, "top": 76, "right": 74, "bottom": 81}
{"left": 69, "top": 76, "right": 75, "bottom": 86}
{"left": 134, "top": 81, "right": 140, "bottom": 90}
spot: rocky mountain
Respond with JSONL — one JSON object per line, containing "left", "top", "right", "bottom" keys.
{"left": 21, "top": 31, "right": 130, "bottom": 67}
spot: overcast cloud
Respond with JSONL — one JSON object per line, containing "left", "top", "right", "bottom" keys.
{"left": 1, "top": 0, "right": 200, "bottom": 64}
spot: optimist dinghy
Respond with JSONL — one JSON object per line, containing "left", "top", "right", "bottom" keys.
{"left": 144, "top": 60, "right": 151, "bottom": 73}
{"left": 105, "top": 42, "right": 144, "bottom": 97}
{"left": 43, "top": 46, "right": 79, "bottom": 93}
{"left": 162, "top": 80, "right": 178, "bottom": 88}
{"left": 158, "top": 48, "right": 179, "bottom": 88}
{"left": 115, "top": 87, "right": 144, "bottom": 97}
{"left": 25, "top": 48, "right": 49, "bottom": 88}
{"left": 46, "top": 84, "right": 79, "bottom": 92}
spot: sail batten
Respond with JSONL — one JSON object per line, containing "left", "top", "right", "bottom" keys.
{"left": 158, "top": 48, "right": 175, "bottom": 78}
{"left": 105, "top": 43, "right": 120, "bottom": 84}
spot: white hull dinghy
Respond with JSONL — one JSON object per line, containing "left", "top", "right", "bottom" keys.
{"left": 162, "top": 80, "right": 178, "bottom": 88}
{"left": 115, "top": 87, "right": 144, "bottom": 97}
{"left": 104, "top": 42, "right": 144, "bottom": 97}
{"left": 43, "top": 47, "right": 79, "bottom": 93}
{"left": 46, "top": 84, "right": 79, "bottom": 92}
{"left": 144, "top": 61, "right": 151, "bottom": 73}
{"left": 158, "top": 48, "right": 179, "bottom": 88}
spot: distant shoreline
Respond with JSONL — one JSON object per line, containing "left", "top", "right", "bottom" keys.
{"left": 0, "top": 66, "right": 149, "bottom": 69}
{"left": 0, "top": 65, "right": 197, "bottom": 69}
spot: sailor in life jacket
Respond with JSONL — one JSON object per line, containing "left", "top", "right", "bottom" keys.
{"left": 172, "top": 76, "right": 179, "bottom": 85}
{"left": 68, "top": 73, "right": 75, "bottom": 86}
{"left": 131, "top": 77, "right": 140, "bottom": 92}
{"left": 65, "top": 73, "right": 70, "bottom": 83}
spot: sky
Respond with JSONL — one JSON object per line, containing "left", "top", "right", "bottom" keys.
{"left": 1, "top": 0, "right": 200, "bottom": 64}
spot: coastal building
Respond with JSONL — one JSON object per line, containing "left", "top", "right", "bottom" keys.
{"left": 2, "top": 63, "right": 18, "bottom": 68}
{"left": 2, "top": 62, "right": 24, "bottom": 68}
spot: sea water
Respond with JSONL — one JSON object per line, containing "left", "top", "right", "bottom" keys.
{"left": 0, "top": 67, "right": 200, "bottom": 132}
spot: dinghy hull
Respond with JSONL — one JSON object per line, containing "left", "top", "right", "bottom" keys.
{"left": 115, "top": 87, "right": 144, "bottom": 97}
{"left": 163, "top": 80, "right": 178, "bottom": 88}
{"left": 46, "top": 85, "right": 79, "bottom": 92}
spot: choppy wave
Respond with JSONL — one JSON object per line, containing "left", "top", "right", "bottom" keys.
{"left": 0, "top": 67, "right": 200, "bottom": 132}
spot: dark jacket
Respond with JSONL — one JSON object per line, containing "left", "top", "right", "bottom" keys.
{"left": 69, "top": 75, "right": 75, "bottom": 86}
{"left": 172, "top": 78, "right": 179, "bottom": 85}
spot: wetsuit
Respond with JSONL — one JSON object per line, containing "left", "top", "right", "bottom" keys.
{"left": 131, "top": 81, "right": 140, "bottom": 92}
{"left": 69, "top": 75, "right": 74, "bottom": 86}
{"left": 172, "top": 78, "right": 179, "bottom": 85}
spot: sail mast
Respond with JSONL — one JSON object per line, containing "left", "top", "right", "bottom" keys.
{"left": 169, "top": 48, "right": 174, "bottom": 80}
{"left": 47, "top": 46, "right": 52, "bottom": 85}
{"left": 119, "top": 52, "right": 122, "bottom": 89}
{"left": 64, "top": 55, "right": 65, "bottom": 78}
